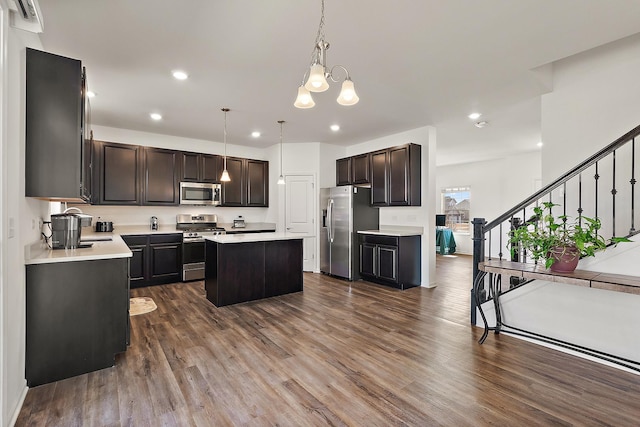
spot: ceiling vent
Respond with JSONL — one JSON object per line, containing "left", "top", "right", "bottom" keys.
{"left": 8, "top": 0, "right": 44, "bottom": 33}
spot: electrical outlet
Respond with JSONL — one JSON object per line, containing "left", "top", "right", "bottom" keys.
{"left": 32, "top": 218, "right": 36, "bottom": 230}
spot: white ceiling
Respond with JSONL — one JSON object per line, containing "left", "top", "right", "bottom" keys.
{"left": 36, "top": 0, "right": 640, "bottom": 165}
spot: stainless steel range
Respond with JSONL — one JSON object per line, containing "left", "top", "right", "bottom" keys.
{"left": 176, "top": 214, "right": 226, "bottom": 281}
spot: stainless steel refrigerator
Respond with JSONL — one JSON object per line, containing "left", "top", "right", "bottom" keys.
{"left": 320, "top": 186, "right": 379, "bottom": 280}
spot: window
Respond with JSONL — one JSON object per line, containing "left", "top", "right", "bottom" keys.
{"left": 441, "top": 186, "right": 470, "bottom": 232}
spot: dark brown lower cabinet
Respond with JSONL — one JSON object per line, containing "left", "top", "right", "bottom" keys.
{"left": 205, "top": 239, "right": 303, "bottom": 307}
{"left": 26, "top": 257, "right": 129, "bottom": 387}
{"left": 359, "top": 234, "right": 421, "bottom": 289}
{"left": 122, "top": 234, "right": 182, "bottom": 288}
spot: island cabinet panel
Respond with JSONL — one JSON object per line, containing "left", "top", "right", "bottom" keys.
{"left": 94, "top": 141, "right": 141, "bottom": 205}
{"left": 143, "top": 147, "right": 179, "bottom": 205}
{"left": 205, "top": 238, "right": 303, "bottom": 307}
{"left": 26, "top": 258, "right": 129, "bottom": 387}
{"left": 218, "top": 243, "right": 265, "bottom": 306}
{"left": 265, "top": 239, "right": 303, "bottom": 297}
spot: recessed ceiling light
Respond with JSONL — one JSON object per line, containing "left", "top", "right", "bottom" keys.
{"left": 150, "top": 113, "right": 162, "bottom": 121}
{"left": 330, "top": 124, "right": 340, "bottom": 131}
{"left": 468, "top": 112, "right": 481, "bottom": 120}
{"left": 474, "top": 121, "right": 488, "bottom": 128}
{"left": 87, "top": 91, "right": 96, "bottom": 98}
{"left": 251, "top": 131, "right": 261, "bottom": 138}
{"left": 172, "top": 70, "right": 188, "bottom": 80}
{"left": 537, "top": 141, "right": 544, "bottom": 147}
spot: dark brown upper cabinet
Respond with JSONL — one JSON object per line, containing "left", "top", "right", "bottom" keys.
{"left": 25, "top": 48, "right": 91, "bottom": 201}
{"left": 221, "top": 157, "right": 269, "bottom": 207}
{"left": 351, "top": 153, "right": 371, "bottom": 185}
{"left": 247, "top": 159, "right": 269, "bottom": 207}
{"left": 181, "top": 152, "right": 223, "bottom": 183}
{"left": 143, "top": 147, "right": 179, "bottom": 205}
{"left": 94, "top": 140, "right": 141, "bottom": 205}
{"left": 346, "top": 143, "right": 421, "bottom": 207}
{"left": 221, "top": 157, "right": 246, "bottom": 206}
{"left": 370, "top": 149, "right": 389, "bottom": 206}
{"left": 336, "top": 157, "right": 352, "bottom": 186}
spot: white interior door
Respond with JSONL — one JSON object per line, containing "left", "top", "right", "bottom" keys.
{"left": 285, "top": 175, "right": 316, "bottom": 271}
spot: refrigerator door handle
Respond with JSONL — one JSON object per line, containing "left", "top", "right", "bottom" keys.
{"left": 327, "top": 199, "right": 334, "bottom": 243}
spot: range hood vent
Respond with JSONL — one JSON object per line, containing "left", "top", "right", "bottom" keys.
{"left": 9, "top": 0, "right": 44, "bottom": 33}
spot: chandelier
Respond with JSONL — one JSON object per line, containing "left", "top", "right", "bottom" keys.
{"left": 294, "top": 0, "right": 359, "bottom": 109}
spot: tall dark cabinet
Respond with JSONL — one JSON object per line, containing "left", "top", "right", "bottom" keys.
{"left": 25, "top": 48, "right": 91, "bottom": 201}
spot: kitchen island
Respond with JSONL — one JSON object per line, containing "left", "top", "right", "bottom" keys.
{"left": 204, "top": 232, "right": 303, "bottom": 307}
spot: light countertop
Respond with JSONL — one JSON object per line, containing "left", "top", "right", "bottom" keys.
{"left": 358, "top": 226, "right": 424, "bottom": 237}
{"left": 205, "top": 232, "right": 304, "bottom": 244}
{"left": 26, "top": 234, "right": 132, "bottom": 265}
{"left": 101, "top": 222, "right": 276, "bottom": 236}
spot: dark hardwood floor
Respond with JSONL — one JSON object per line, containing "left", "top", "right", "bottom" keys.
{"left": 16, "top": 254, "right": 640, "bottom": 426}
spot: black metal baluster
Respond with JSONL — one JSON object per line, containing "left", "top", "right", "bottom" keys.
{"left": 498, "top": 223, "right": 503, "bottom": 260}
{"left": 563, "top": 182, "right": 567, "bottom": 230}
{"left": 578, "top": 173, "right": 583, "bottom": 226}
{"left": 631, "top": 138, "right": 636, "bottom": 234}
{"left": 522, "top": 207, "right": 527, "bottom": 263}
{"left": 595, "top": 162, "right": 599, "bottom": 220}
{"left": 488, "top": 229, "right": 492, "bottom": 260}
{"left": 612, "top": 150, "right": 617, "bottom": 236}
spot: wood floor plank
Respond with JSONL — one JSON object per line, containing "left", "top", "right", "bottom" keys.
{"left": 15, "top": 254, "right": 640, "bottom": 426}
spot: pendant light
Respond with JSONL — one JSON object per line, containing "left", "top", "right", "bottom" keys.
{"left": 277, "top": 120, "right": 285, "bottom": 185}
{"left": 220, "top": 108, "right": 231, "bottom": 182}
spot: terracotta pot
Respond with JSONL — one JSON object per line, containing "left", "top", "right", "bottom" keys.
{"left": 549, "top": 245, "right": 580, "bottom": 273}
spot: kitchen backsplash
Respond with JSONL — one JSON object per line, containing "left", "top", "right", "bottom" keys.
{"left": 59, "top": 203, "right": 271, "bottom": 228}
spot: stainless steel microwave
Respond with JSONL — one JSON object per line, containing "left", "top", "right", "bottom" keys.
{"left": 179, "top": 182, "right": 221, "bottom": 206}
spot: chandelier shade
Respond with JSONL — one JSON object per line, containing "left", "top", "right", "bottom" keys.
{"left": 294, "top": 85, "right": 316, "bottom": 109}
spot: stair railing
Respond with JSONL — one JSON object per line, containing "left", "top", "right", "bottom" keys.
{"left": 471, "top": 124, "right": 640, "bottom": 326}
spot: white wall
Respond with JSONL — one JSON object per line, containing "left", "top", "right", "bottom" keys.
{"left": 436, "top": 151, "right": 542, "bottom": 255}
{"left": 542, "top": 33, "right": 640, "bottom": 183}
{"left": 3, "top": 13, "right": 49, "bottom": 426}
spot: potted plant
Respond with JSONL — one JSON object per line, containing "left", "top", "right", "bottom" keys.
{"left": 509, "top": 202, "right": 630, "bottom": 272}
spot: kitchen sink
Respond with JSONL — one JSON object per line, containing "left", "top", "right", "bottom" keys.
{"left": 80, "top": 237, "right": 113, "bottom": 242}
